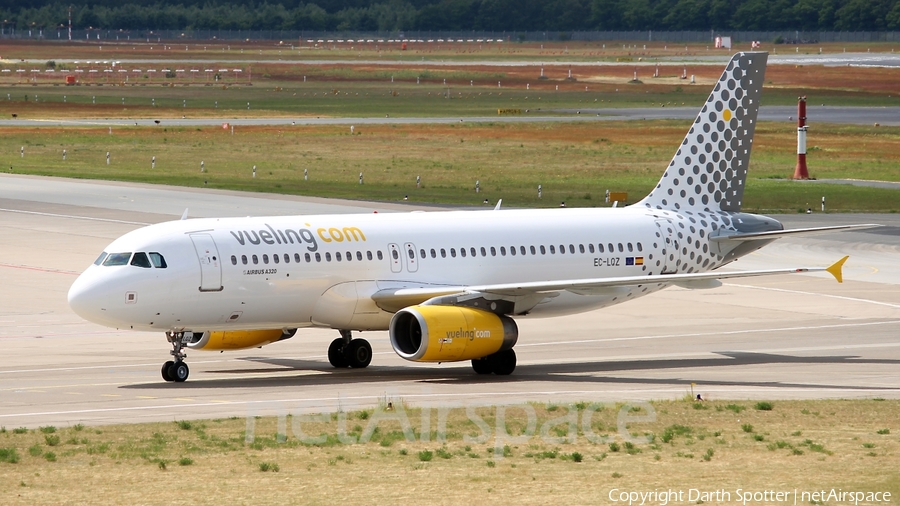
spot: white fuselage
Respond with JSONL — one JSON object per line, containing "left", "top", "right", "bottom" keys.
{"left": 68, "top": 205, "right": 745, "bottom": 334}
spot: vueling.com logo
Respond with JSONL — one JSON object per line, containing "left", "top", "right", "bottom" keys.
{"left": 446, "top": 328, "right": 491, "bottom": 341}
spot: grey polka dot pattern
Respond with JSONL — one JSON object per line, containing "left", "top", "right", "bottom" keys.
{"left": 630, "top": 53, "right": 770, "bottom": 277}
{"left": 638, "top": 52, "right": 767, "bottom": 214}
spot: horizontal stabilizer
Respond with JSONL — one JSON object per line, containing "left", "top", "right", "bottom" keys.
{"left": 711, "top": 224, "right": 881, "bottom": 242}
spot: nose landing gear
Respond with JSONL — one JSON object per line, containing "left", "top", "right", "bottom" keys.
{"left": 162, "top": 331, "right": 191, "bottom": 382}
{"left": 328, "top": 329, "right": 372, "bottom": 369}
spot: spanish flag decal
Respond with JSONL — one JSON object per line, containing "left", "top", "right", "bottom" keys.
{"left": 626, "top": 257, "right": 644, "bottom": 266}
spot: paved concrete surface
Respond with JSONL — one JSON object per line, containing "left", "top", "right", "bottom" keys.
{"left": 1, "top": 174, "right": 898, "bottom": 428}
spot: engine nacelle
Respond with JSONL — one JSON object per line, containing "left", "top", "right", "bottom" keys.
{"left": 389, "top": 305, "right": 518, "bottom": 362}
{"left": 185, "top": 329, "right": 296, "bottom": 351}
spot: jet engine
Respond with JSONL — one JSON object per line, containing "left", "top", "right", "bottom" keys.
{"left": 389, "top": 306, "right": 517, "bottom": 362}
{"left": 185, "top": 329, "right": 296, "bottom": 351}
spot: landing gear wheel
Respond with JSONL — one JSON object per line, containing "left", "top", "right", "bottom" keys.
{"left": 345, "top": 339, "right": 372, "bottom": 369}
{"left": 471, "top": 357, "right": 493, "bottom": 375}
{"left": 161, "top": 360, "right": 175, "bottom": 382}
{"left": 169, "top": 361, "right": 190, "bottom": 382}
{"left": 328, "top": 338, "right": 350, "bottom": 368}
{"left": 489, "top": 349, "right": 517, "bottom": 376}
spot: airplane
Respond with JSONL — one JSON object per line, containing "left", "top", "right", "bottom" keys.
{"left": 67, "top": 52, "right": 878, "bottom": 382}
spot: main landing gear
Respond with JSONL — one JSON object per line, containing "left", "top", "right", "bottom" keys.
{"left": 471, "top": 349, "right": 517, "bottom": 376}
{"left": 328, "top": 329, "right": 372, "bottom": 369}
{"left": 161, "top": 331, "right": 190, "bottom": 382}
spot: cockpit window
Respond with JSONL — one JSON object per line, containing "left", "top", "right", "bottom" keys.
{"left": 148, "top": 252, "right": 167, "bottom": 268}
{"left": 103, "top": 252, "right": 132, "bottom": 266}
{"left": 93, "top": 252, "right": 108, "bottom": 266}
{"left": 130, "top": 252, "right": 152, "bottom": 268}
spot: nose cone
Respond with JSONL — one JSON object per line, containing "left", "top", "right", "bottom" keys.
{"left": 68, "top": 268, "right": 109, "bottom": 325}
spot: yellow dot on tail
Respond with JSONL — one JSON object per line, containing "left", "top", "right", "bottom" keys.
{"left": 723, "top": 109, "right": 732, "bottom": 121}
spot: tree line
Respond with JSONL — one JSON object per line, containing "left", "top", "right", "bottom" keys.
{"left": 2, "top": 0, "right": 900, "bottom": 33}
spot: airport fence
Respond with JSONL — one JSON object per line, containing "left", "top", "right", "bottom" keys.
{"left": 2, "top": 29, "right": 900, "bottom": 44}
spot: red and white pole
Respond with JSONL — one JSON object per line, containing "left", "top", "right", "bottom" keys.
{"left": 792, "top": 96, "right": 809, "bottom": 179}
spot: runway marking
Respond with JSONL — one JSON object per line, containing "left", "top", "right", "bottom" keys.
{"left": 175, "top": 398, "right": 195, "bottom": 402}
{"left": 725, "top": 283, "right": 900, "bottom": 309}
{"left": 136, "top": 396, "right": 157, "bottom": 399}
{"left": 517, "top": 320, "right": 900, "bottom": 348}
{"left": 101, "top": 394, "right": 121, "bottom": 397}
{"left": 0, "top": 263, "right": 80, "bottom": 276}
{"left": 3, "top": 388, "right": 899, "bottom": 420}
{"left": 0, "top": 207, "right": 150, "bottom": 226}
{"left": 65, "top": 392, "right": 82, "bottom": 395}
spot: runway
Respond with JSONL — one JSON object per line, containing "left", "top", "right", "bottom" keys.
{"left": 1, "top": 174, "right": 899, "bottom": 428}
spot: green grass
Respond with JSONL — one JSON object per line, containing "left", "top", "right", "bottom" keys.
{"left": 3, "top": 121, "right": 898, "bottom": 211}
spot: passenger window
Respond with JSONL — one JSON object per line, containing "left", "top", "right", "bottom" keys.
{"left": 579, "top": 244, "right": 585, "bottom": 253}
{"left": 490, "top": 247, "right": 496, "bottom": 256}
{"left": 608, "top": 243, "right": 614, "bottom": 253}
{"left": 627, "top": 243, "right": 634, "bottom": 252}
{"left": 336, "top": 252, "right": 342, "bottom": 261}
{"left": 520, "top": 246, "right": 526, "bottom": 255}
{"left": 241, "top": 255, "right": 248, "bottom": 265}
{"left": 408, "top": 248, "right": 415, "bottom": 259}
{"left": 231, "top": 255, "right": 237, "bottom": 265}
{"left": 618, "top": 243, "right": 624, "bottom": 253}
{"left": 285, "top": 254, "right": 291, "bottom": 263}
{"left": 560, "top": 245, "right": 566, "bottom": 254}
{"left": 549, "top": 245, "right": 555, "bottom": 254}
{"left": 500, "top": 247, "right": 506, "bottom": 256}
{"left": 392, "top": 250, "right": 399, "bottom": 260}
{"left": 295, "top": 253, "right": 302, "bottom": 263}
{"left": 510, "top": 246, "right": 516, "bottom": 256}
{"left": 149, "top": 252, "right": 167, "bottom": 268}
{"left": 273, "top": 254, "right": 280, "bottom": 264}
{"left": 540, "top": 245, "right": 546, "bottom": 254}
{"left": 430, "top": 249, "right": 436, "bottom": 258}
{"left": 377, "top": 251, "right": 384, "bottom": 260}
{"left": 471, "top": 247, "right": 477, "bottom": 257}
{"left": 252, "top": 255, "right": 259, "bottom": 265}
{"left": 460, "top": 248, "right": 466, "bottom": 258}
{"left": 315, "top": 253, "right": 321, "bottom": 262}
{"left": 589, "top": 244, "right": 595, "bottom": 253}
{"left": 441, "top": 249, "right": 446, "bottom": 258}
{"left": 530, "top": 246, "right": 536, "bottom": 255}
{"left": 263, "top": 254, "right": 269, "bottom": 264}
{"left": 481, "top": 247, "right": 487, "bottom": 257}
{"left": 357, "top": 251, "right": 363, "bottom": 261}
{"left": 450, "top": 248, "right": 457, "bottom": 258}
{"left": 367, "top": 251, "right": 373, "bottom": 261}
{"left": 637, "top": 243, "right": 643, "bottom": 252}
{"left": 598, "top": 244, "right": 605, "bottom": 253}
{"left": 420, "top": 249, "right": 426, "bottom": 259}
{"left": 325, "top": 252, "right": 332, "bottom": 262}
{"left": 93, "top": 252, "right": 108, "bottom": 265}
{"left": 103, "top": 252, "right": 132, "bottom": 266}
{"left": 569, "top": 244, "right": 575, "bottom": 254}
{"left": 345, "top": 251, "right": 351, "bottom": 261}
{"left": 130, "top": 252, "right": 152, "bottom": 268}
{"left": 305, "top": 253, "right": 311, "bottom": 262}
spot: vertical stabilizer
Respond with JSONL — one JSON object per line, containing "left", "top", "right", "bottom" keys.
{"left": 637, "top": 52, "right": 767, "bottom": 213}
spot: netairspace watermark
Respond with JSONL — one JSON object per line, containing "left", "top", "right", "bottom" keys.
{"left": 609, "top": 488, "right": 892, "bottom": 506}
{"left": 243, "top": 393, "right": 656, "bottom": 459}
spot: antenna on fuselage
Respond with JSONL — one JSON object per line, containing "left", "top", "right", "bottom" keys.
{"left": 493, "top": 199, "right": 502, "bottom": 211}
{"left": 180, "top": 208, "right": 189, "bottom": 220}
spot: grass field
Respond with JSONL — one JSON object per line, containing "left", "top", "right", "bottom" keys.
{"left": 3, "top": 121, "right": 898, "bottom": 212}
{"left": 0, "top": 399, "right": 896, "bottom": 505}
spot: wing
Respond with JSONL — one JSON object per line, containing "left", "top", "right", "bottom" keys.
{"left": 372, "top": 257, "right": 849, "bottom": 313}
